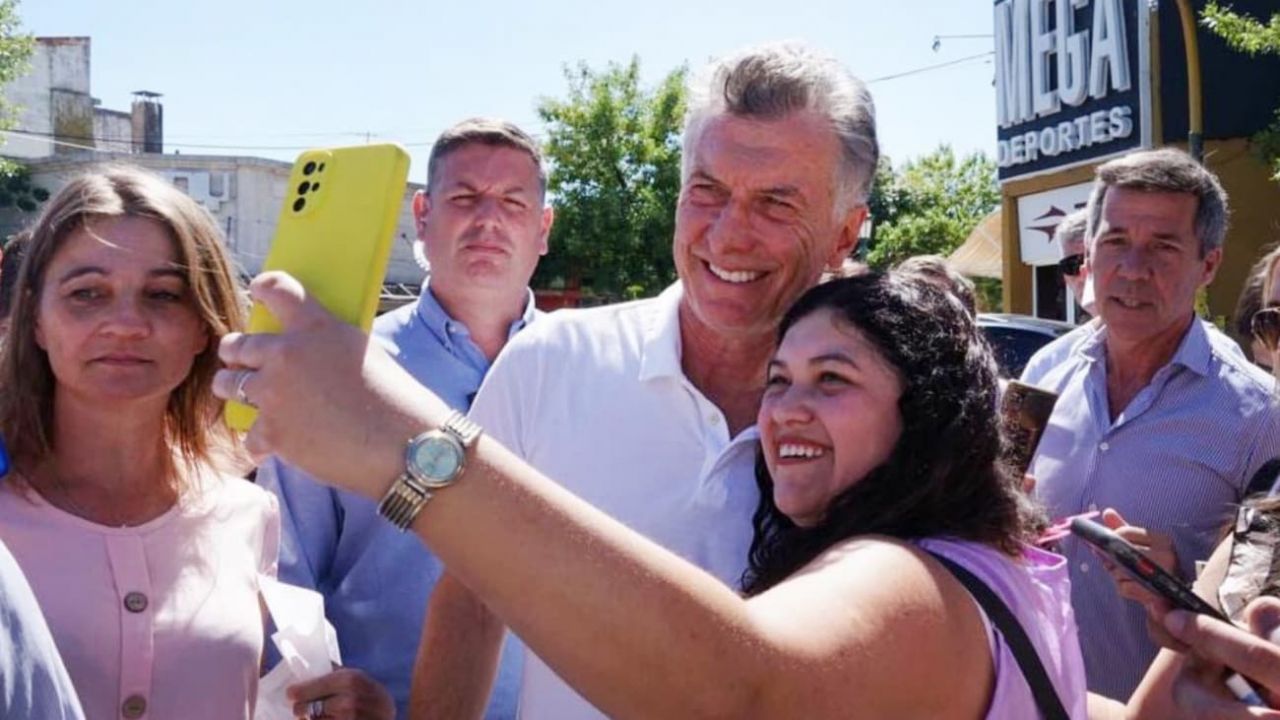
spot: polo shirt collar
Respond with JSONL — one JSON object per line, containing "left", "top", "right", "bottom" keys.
{"left": 638, "top": 282, "right": 686, "bottom": 382}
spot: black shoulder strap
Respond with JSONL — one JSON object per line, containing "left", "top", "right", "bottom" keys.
{"left": 1245, "top": 457, "right": 1280, "bottom": 497}
{"left": 926, "top": 550, "right": 1070, "bottom": 720}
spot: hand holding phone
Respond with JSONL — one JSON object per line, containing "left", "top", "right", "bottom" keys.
{"left": 224, "top": 144, "right": 410, "bottom": 431}
{"left": 1071, "top": 517, "right": 1217, "bottom": 617}
{"left": 1071, "top": 518, "right": 1270, "bottom": 707}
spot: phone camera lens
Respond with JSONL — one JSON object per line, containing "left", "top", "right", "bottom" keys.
{"left": 292, "top": 198, "right": 306, "bottom": 212}
{"left": 297, "top": 181, "right": 311, "bottom": 194}
{"left": 311, "top": 183, "right": 320, "bottom": 192}
{"left": 303, "top": 161, "right": 317, "bottom": 176}
{"left": 317, "top": 163, "right": 326, "bottom": 172}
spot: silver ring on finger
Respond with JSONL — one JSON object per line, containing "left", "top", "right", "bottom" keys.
{"left": 234, "top": 369, "right": 255, "bottom": 408}
{"left": 307, "top": 698, "right": 324, "bottom": 720}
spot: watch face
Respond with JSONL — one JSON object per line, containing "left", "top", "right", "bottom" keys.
{"left": 408, "top": 433, "right": 464, "bottom": 486}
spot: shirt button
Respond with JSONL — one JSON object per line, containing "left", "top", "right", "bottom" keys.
{"left": 1079, "top": 561, "right": 1090, "bottom": 573}
{"left": 708, "top": 415, "right": 720, "bottom": 426}
{"left": 123, "top": 592, "right": 148, "bottom": 613}
{"left": 1100, "top": 442, "right": 1110, "bottom": 451}
{"left": 122, "top": 694, "right": 147, "bottom": 718}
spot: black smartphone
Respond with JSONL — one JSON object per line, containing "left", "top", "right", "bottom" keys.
{"left": 1069, "top": 517, "right": 1224, "bottom": 619}
{"left": 1071, "top": 517, "right": 1274, "bottom": 708}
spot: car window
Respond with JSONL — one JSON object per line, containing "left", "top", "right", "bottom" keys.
{"left": 982, "top": 326, "right": 1057, "bottom": 378}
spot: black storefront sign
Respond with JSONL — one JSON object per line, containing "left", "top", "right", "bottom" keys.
{"left": 994, "top": 0, "right": 1151, "bottom": 183}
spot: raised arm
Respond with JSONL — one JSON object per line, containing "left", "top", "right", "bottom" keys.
{"left": 216, "top": 273, "right": 991, "bottom": 719}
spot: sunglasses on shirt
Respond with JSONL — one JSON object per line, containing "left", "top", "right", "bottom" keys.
{"left": 1252, "top": 307, "right": 1280, "bottom": 352}
{"left": 1058, "top": 254, "right": 1084, "bottom": 277}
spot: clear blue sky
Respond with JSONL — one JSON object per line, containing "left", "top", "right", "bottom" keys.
{"left": 25, "top": 0, "right": 999, "bottom": 181}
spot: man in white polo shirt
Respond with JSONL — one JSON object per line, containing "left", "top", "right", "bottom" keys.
{"left": 411, "top": 41, "right": 878, "bottom": 719}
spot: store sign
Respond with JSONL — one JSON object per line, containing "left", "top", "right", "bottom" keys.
{"left": 994, "top": 0, "right": 1151, "bottom": 182}
{"left": 1017, "top": 181, "right": 1093, "bottom": 266}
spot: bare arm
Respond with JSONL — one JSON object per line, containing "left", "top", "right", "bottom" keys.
{"left": 1125, "top": 537, "right": 1234, "bottom": 719}
{"left": 218, "top": 273, "right": 995, "bottom": 719}
{"left": 1087, "top": 693, "right": 1129, "bottom": 720}
{"left": 410, "top": 573, "right": 504, "bottom": 720}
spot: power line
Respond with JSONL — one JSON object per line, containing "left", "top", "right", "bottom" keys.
{"left": 1, "top": 126, "right": 549, "bottom": 152}
{"left": 867, "top": 51, "right": 994, "bottom": 84}
{"left": 7, "top": 51, "right": 992, "bottom": 157}
{"left": 0, "top": 129, "right": 100, "bottom": 153}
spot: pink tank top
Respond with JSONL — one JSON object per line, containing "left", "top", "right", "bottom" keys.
{"left": 916, "top": 538, "right": 1088, "bottom": 720}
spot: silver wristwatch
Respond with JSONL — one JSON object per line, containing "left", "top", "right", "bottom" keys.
{"left": 377, "top": 410, "right": 482, "bottom": 531}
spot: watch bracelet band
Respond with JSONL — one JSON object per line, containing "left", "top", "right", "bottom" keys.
{"left": 377, "top": 410, "right": 482, "bottom": 531}
{"left": 441, "top": 410, "right": 482, "bottom": 447}
{"left": 378, "top": 476, "right": 432, "bottom": 531}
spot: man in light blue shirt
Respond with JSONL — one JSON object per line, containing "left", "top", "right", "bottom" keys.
{"left": 257, "top": 118, "right": 553, "bottom": 720}
{"left": 1023, "top": 148, "right": 1280, "bottom": 702}
{"left": 0, "top": 536, "right": 84, "bottom": 720}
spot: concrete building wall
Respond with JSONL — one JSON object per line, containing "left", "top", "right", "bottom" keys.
{"left": 4, "top": 38, "right": 147, "bottom": 157}
{"left": 93, "top": 109, "right": 132, "bottom": 153}
{"left": 50, "top": 87, "right": 93, "bottom": 155}
{"left": 5, "top": 38, "right": 94, "bottom": 157}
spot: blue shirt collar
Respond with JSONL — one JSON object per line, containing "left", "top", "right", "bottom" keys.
{"left": 412, "top": 275, "right": 538, "bottom": 347}
{"left": 1081, "top": 315, "right": 1213, "bottom": 378}
{"left": 638, "top": 282, "right": 686, "bottom": 382}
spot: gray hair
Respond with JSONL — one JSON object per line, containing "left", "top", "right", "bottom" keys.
{"left": 1085, "top": 148, "right": 1229, "bottom": 256}
{"left": 1053, "top": 208, "right": 1089, "bottom": 256}
{"left": 895, "top": 254, "right": 977, "bottom": 316}
{"left": 682, "top": 42, "right": 879, "bottom": 211}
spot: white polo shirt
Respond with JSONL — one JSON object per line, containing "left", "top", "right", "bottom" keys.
{"left": 469, "top": 282, "right": 761, "bottom": 720}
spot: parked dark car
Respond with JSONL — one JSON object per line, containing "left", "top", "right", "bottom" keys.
{"left": 977, "top": 313, "right": 1076, "bottom": 378}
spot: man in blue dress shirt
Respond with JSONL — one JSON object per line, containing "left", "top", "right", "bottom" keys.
{"left": 1023, "top": 148, "right": 1280, "bottom": 702}
{"left": 257, "top": 117, "right": 553, "bottom": 720}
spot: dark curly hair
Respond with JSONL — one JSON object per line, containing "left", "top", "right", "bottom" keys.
{"left": 742, "top": 270, "right": 1045, "bottom": 595}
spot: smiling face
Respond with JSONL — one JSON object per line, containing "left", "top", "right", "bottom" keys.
{"left": 415, "top": 143, "right": 552, "bottom": 299}
{"left": 674, "top": 111, "right": 865, "bottom": 340}
{"left": 759, "top": 307, "right": 903, "bottom": 527}
{"left": 34, "top": 216, "right": 209, "bottom": 407}
{"left": 1088, "top": 186, "right": 1221, "bottom": 348}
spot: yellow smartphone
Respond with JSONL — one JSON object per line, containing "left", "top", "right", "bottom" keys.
{"left": 225, "top": 143, "right": 411, "bottom": 431}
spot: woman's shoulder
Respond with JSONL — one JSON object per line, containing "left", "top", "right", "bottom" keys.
{"left": 758, "top": 536, "right": 996, "bottom": 718}
{"left": 802, "top": 535, "right": 976, "bottom": 601}
{"left": 916, "top": 537, "right": 1072, "bottom": 600}
{"left": 188, "top": 469, "right": 278, "bottom": 519}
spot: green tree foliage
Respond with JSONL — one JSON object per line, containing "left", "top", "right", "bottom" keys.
{"left": 533, "top": 58, "right": 686, "bottom": 300}
{"left": 0, "top": 1, "right": 41, "bottom": 211}
{"left": 1202, "top": 2, "right": 1280, "bottom": 178}
{"left": 0, "top": 163, "right": 47, "bottom": 211}
{"left": 0, "top": 0, "right": 31, "bottom": 128}
{"left": 863, "top": 145, "right": 1000, "bottom": 270}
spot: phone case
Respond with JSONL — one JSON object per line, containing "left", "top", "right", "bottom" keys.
{"left": 224, "top": 143, "right": 411, "bottom": 431}
{"left": 1000, "top": 380, "right": 1059, "bottom": 476}
{"left": 1070, "top": 518, "right": 1225, "bottom": 619}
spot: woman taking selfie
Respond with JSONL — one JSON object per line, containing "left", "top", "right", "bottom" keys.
{"left": 220, "top": 270, "right": 1088, "bottom": 719}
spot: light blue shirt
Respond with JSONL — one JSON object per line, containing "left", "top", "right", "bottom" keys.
{"left": 0, "top": 536, "right": 85, "bottom": 720}
{"left": 1023, "top": 318, "right": 1280, "bottom": 701}
{"left": 257, "top": 280, "right": 537, "bottom": 720}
